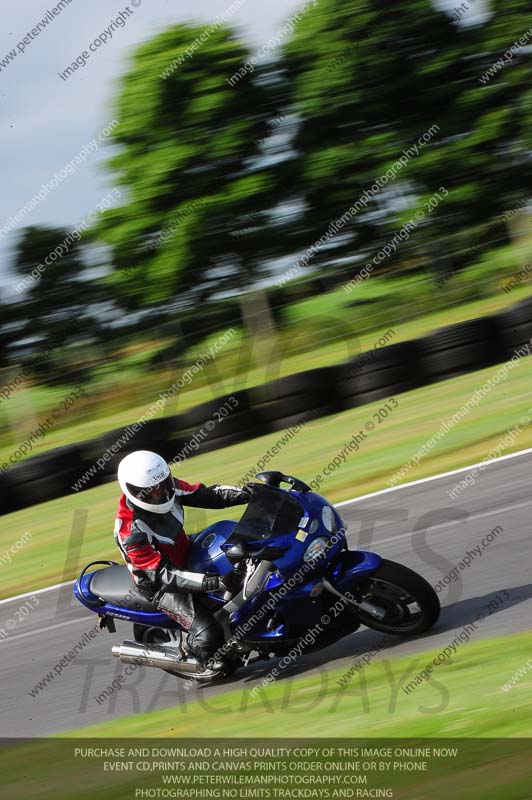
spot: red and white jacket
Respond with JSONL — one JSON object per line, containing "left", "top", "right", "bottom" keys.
{"left": 114, "top": 479, "right": 248, "bottom": 595}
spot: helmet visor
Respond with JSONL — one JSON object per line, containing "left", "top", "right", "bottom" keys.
{"left": 126, "top": 474, "right": 175, "bottom": 506}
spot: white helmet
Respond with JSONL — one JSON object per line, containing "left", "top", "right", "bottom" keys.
{"left": 118, "top": 450, "right": 175, "bottom": 514}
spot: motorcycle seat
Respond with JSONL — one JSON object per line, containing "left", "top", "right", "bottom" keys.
{"left": 89, "top": 565, "right": 156, "bottom": 611}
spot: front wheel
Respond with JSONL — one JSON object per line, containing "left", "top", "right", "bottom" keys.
{"left": 353, "top": 559, "right": 440, "bottom": 635}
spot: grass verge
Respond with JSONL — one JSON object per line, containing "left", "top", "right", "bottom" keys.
{"left": 63, "top": 630, "right": 532, "bottom": 738}
{"left": 3, "top": 632, "right": 532, "bottom": 799}
{"left": 1, "top": 283, "right": 531, "bottom": 463}
{"left": 1, "top": 356, "right": 532, "bottom": 598}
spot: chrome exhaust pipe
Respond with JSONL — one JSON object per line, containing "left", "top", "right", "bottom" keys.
{"left": 112, "top": 640, "right": 202, "bottom": 674}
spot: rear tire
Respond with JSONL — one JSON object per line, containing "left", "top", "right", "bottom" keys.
{"left": 354, "top": 559, "right": 440, "bottom": 635}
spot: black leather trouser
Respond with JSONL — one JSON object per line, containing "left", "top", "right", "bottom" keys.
{"left": 156, "top": 591, "right": 225, "bottom": 665}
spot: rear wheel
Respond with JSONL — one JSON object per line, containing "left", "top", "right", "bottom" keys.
{"left": 353, "top": 559, "right": 440, "bottom": 635}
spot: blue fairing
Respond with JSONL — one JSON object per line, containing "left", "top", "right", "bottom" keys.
{"left": 73, "top": 572, "right": 183, "bottom": 628}
{"left": 73, "top": 483, "right": 384, "bottom": 642}
{"left": 182, "top": 491, "right": 346, "bottom": 577}
{"left": 230, "top": 550, "right": 382, "bottom": 640}
{"left": 187, "top": 520, "right": 238, "bottom": 574}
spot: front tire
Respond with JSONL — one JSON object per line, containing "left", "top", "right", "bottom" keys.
{"left": 354, "top": 559, "right": 440, "bottom": 635}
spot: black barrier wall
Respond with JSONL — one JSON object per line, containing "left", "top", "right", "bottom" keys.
{"left": 2, "top": 295, "right": 532, "bottom": 514}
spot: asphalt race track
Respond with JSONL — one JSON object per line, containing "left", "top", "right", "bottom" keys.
{"left": 1, "top": 452, "right": 531, "bottom": 736}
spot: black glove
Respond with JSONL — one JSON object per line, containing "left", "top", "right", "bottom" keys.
{"left": 202, "top": 572, "right": 241, "bottom": 594}
{"left": 202, "top": 574, "right": 225, "bottom": 592}
{"left": 181, "top": 483, "right": 253, "bottom": 509}
{"left": 240, "top": 482, "right": 255, "bottom": 502}
{"left": 220, "top": 569, "right": 242, "bottom": 596}
{"left": 220, "top": 483, "right": 254, "bottom": 503}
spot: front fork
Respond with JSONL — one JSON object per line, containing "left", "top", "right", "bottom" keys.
{"left": 322, "top": 578, "right": 387, "bottom": 621}
{"left": 214, "top": 560, "right": 274, "bottom": 644}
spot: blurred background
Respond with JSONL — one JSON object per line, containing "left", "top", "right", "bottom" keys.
{"left": 0, "top": 0, "right": 531, "bottom": 475}
{"left": 2, "top": 0, "right": 532, "bottom": 746}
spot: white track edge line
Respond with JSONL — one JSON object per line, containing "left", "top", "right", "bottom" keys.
{"left": 2, "top": 444, "right": 532, "bottom": 607}
{"left": 0, "top": 579, "right": 75, "bottom": 606}
{"left": 335, "top": 445, "right": 532, "bottom": 507}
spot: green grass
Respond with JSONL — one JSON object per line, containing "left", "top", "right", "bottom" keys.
{"left": 286, "top": 231, "right": 532, "bottom": 338}
{"left": 1, "top": 275, "right": 532, "bottom": 465}
{"left": 2, "top": 356, "right": 532, "bottom": 598}
{"left": 4, "top": 632, "right": 532, "bottom": 798}
{"left": 6, "top": 630, "right": 529, "bottom": 800}
{"left": 63, "top": 630, "right": 532, "bottom": 738}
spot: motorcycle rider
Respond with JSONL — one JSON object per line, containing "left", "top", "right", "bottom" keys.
{"left": 115, "top": 450, "right": 251, "bottom": 669}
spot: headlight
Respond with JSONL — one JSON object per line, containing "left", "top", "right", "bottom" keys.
{"left": 322, "top": 506, "right": 338, "bottom": 533}
{"left": 303, "top": 537, "right": 328, "bottom": 563}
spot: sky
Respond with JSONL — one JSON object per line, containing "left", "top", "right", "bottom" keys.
{"left": 0, "top": 0, "right": 489, "bottom": 293}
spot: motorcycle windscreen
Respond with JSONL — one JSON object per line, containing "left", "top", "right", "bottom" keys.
{"left": 230, "top": 484, "right": 304, "bottom": 541}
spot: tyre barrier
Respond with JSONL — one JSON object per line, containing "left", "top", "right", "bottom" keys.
{"left": 4, "top": 445, "right": 86, "bottom": 513}
{"left": 174, "top": 410, "right": 262, "bottom": 460}
{"left": 494, "top": 297, "right": 532, "bottom": 358}
{"left": 253, "top": 367, "right": 342, "bottom": 430}
{"left": 417, "top": 317, "right": 503, "bottom": 382}
{"left": 2, "top": 296, "right": 532, "bottom": 515}
{"left": 177, "top": 389, "right": 252, "bottom": 428}
{"left": 337, "top": 341, "right": 421, "bottom": 408}
{"left": 80, "top": 416, "right": 175, "bottom": 484}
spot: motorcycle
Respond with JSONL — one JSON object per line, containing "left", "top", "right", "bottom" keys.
{"left": 74, "top": 471, "right": 440, "bottom": 682}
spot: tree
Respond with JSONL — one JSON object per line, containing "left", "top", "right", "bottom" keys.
{"left": 94, "top": 23, "right": 281, "bottom": 309}
{"left": 9, "top": 225, "right": 101, "bottom": 383}
{"left": 276, "top": 0, "right": 532, "bottom": 281}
